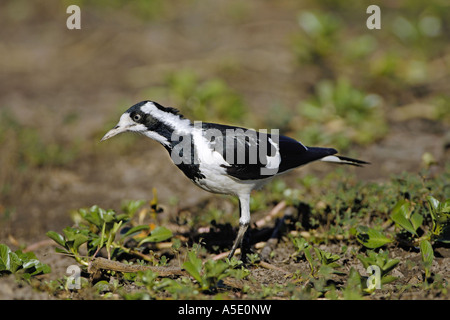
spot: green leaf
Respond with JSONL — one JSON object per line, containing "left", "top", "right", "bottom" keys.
{"left": 381, "top": 275, "right": 398, "bottom": 285}
{"left": 111, "top": 221, "right": 123, "bottom": 235}
{"left": 182, "top": 251, "right": 203, "bottom": 284}
{"left": 22, "top": 258, "right": 51, "bottom": 275}
{"left": 121, "top": 199, "right": 146, "bottom": 216}
{"left": 138, "top": 226, "right": 172, "bottom": 246}
{"left": 420, "top": 239, "right": 434, "bottom": 278}
{"left": 73, "top": 234, "right": 89, "bottom": 251}
{"left": 427, "top": 196, "right": 450, "bottom": 243}
{"left": 183, "top": 261, "right": 202, "bottom": 284}
{"left": 410, "top": 211, "right": 424, "bottom": 232}
{"left": 314, "top": 247, "right": 340, "bottom": 267}
{"left": 356, "top": 226, "right": 392, "bottom": 249}
{"left": 94, "top": 280, "right": 111, "bottom": 293}
{"left": 62, "top": 227, "right": 89, "bottom": 251}
{"left": 8, "top": 253, "right": 23, "bottom": 274}
{"left": 80, "top": 205, "right": 119, "bottom": 230}
{"left": 54, "top": 247, "right": 70, "bottom": 255}
{"left": 46, "top": 231, "right": 66, "bottom": 247}
{"left": 0, "top": 244, "right": 22, "bottom": 273}
{"left": 304, "top": 246, "right": 314, "bottom": 273}
{"left": 0, "top": 244, "right": 50, "bottom": 276}
{"left": 427, "top": 196, "right": 440, "bottom": 215}
{"left": 343, "top": 267, "right": 364, "bottom": 300}
{"left": 115, "top": 213, "right": 130, "bottom": 223}
{"left": 204, "top": 259, "right": 229, "bottom": 284}
{"left": 98, "top": 222, "right": 106, "bottom": 250}
{"left": 291, "top": 237, "right": 309, "bottom": 253}
{"left": 382, "top": 258, "right": 400, "bottom": 274}
{"left": 390, "top": 200, "right": 417, "bottom": 235}
{"left": 80, "top": 206, "right": 102, "bottom": 228}
{"left": 100, "top": 209, "right": 117, "bottom": 225}
{"left": 16, "top": 250, "right": 51, "bottom": 275}
{"left": 122, "top": 225, "right": 150, "bottom": 238}
{"left": 0, "top": 244, "right": 12, "bottom": 271}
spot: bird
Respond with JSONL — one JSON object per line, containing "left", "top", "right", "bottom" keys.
{"left": 101, "top": 100, "right": 368, "bottom": 261}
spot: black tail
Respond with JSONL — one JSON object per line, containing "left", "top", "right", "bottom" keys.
{"left": 320, "top": 154, "right": 370, "bottom": 167}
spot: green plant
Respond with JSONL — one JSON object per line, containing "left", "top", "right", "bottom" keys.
{"left": 355, "top": 225, "right": 393, "bottom": 249}
{"left": 183, "top": 251, "right": 224, "bottom": 291}
{"left": 0, "top": 244, "right": 51, "bottom": 280}
{"left": 420, "top": 239, "right": 434, "bottom": 280}
{"left": 353, "top": 192, "right": 449, "bottom": 285}
{"left": 313, "top": 248, "right": 342, "bottom": 271}
{"left": 390, "top": 199, "right": 423, "bottom": 237}
{"left": 292, "top": 11, "right": 342, "bottom": 65}
{"left": 357, "top": 249, "right": 399, "bottom": 292}
{"left": 47, "top": 201, "right": 172, "bottom": 266}
{"left": 427, "top": 196, "right": 450, "bottom": 243}
{"left": 297, "top": 78, "right": 386, "bottom": 150}
{"left": 290, "top": 236, "right": 344, "bottom": 290}
{"left": 128, "top": 269, "right": 185, "bottom": 299}
{"left": 182, "top": 246, "right": 248, "bottom": 292}
{"left": 342, "top": 268, "right": 365, "bottom": 300}
{"left": 0, "top": 110, "right": 78, "bottom": 169}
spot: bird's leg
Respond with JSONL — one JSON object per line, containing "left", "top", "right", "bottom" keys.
{"left": 228, "top": 222, "right": 249, "bottom": 260}
{"left": 240, "top": 226, "right": 252, "bottom": 263}
{"left": 228, "top": 194, "right": 251, "bottom": 261}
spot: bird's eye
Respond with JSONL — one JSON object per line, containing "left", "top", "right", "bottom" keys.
{"left": 132, "top": 113, "right": 142, "bottom": 122}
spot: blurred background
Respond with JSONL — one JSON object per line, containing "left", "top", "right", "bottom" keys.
{"left": 0, "top": 0, "right": 449, "bottom": 243}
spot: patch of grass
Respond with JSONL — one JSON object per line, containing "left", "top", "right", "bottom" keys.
{"left": 0, "top": 109, "right": 83, "bottom": 205}
{"left": 289, "top": 1, "right": 449, "bottom": 150}
{"left": 0, "top": 110, "right": 79, "bottom": 169}
{"left": 142, "top": 69, "right": 248, "bottom": 125}
{"left": 292, "top": 10, "right": 343, "bottom": 66}
{"left": 289, "top": 235, "right": 400, "bottom": 298}
{"left": 31, "top": 168, "right": 448, "bottom": 299}
{"left": 296, "top": 78, "right": 386, "bottom": 150}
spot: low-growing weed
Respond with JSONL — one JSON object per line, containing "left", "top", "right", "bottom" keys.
{"left": 287, "top": 169, "right": 449, "bottom": 298}
{"left": 296, "top": 78, "right": 386, "bottom": 150}
{"left": 47, "top": 197, "right": 172, "bottom": 266}
{"left": 357, "top": 250, "right": 400, "bottom": 291}
{"left": 39, "top": 168, "right": 450, "bottom": 299}
{"left": 0, "top": 244, "right": 51, "bottom": 280}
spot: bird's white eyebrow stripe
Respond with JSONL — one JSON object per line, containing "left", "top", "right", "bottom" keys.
{"left": 141, "top": 101, "right": 191, "bottom": 133}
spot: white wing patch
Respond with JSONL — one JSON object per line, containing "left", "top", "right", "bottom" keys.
{"left": 266, "top": 138, "right": 281, "bottom": 169}
{"left": 192, "top": 130, "right": 229, "bottom": 167}
{"left": 320, "top": 155, "right": 341, "bottom": 163}
{"left": 260, "top": 138, "right": 281, "bottom": 175}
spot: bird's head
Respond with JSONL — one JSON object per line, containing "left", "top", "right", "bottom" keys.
{"left": 101, "top": 100, "right": 190, "bottom": 146}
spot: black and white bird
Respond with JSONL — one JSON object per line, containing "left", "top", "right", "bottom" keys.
{"left": 102, "top": 100, "right": 368, "bottom": 260}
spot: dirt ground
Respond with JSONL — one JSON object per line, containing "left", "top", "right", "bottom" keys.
{"left": 0, "top": 1, "right": 449, "bottom": 300}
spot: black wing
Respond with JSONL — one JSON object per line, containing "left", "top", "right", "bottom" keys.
{"left": 202, "top": 123, "right": 337, "bottom": 180}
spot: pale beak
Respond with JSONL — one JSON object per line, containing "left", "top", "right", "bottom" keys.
{"left": 101, "top": 113, "right": 140, "bottom": 141}
{"left": 101, "top": 125, "right": 128, "bottom": 141}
